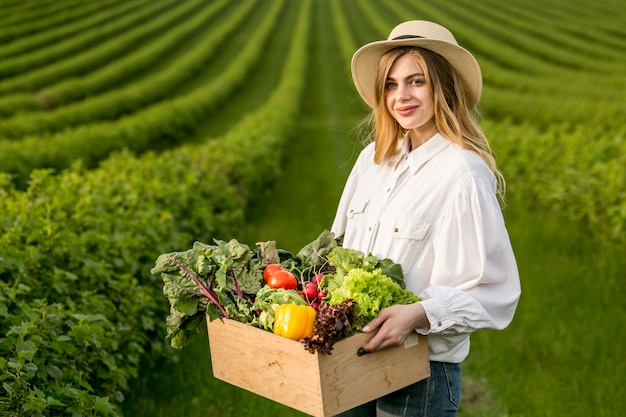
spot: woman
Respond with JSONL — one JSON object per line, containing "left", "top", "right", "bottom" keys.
{"left": 331, "top": 21, "right": 521, "bottom": 416}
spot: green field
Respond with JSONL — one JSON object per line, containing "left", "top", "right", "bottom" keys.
{"left": 0, "top": 0, "right": 624, "bottom": 416}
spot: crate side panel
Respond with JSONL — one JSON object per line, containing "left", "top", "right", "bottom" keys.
{"left": 319, "top": 333, "right": 430, "bottom": 416}
{"left": 207, "top": 318, "right": 324, "bottom": 417}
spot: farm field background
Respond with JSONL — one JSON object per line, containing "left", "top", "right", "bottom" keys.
{"left": 0, "top": 0, "right": 623, "bottom": 416}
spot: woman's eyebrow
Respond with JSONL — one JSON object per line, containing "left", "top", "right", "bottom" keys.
{"left": 386, "top": 72, "right": 425, "bottom": 80}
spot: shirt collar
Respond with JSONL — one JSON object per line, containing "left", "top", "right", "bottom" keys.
{"left": 402, "top": 133, "right": 451, "bottom": 174}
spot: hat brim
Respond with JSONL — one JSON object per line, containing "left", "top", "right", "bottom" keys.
{"left": 351, "top": 38, "right": 482, "bottom": 108}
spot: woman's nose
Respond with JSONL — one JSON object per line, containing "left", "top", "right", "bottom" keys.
{"left": 397, "top": 83, "right": 411, "bottom": 101}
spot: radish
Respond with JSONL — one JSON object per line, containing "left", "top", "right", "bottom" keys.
{"left": 311, "top": 273, "right": 324, "bottom": 287}
{"left": 303, "top": 282, "right": 319, "bottom": 301}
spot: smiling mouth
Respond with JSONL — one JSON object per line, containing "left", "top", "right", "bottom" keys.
{"left": 396, "top": 106, "right": 418, "bottom": 116}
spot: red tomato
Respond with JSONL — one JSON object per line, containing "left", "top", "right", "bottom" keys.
{"left": 263, "top": 263, "right": 283, "bottom": 283}
{"left": 267, "top": 269, "right": 297, "bottom": 290}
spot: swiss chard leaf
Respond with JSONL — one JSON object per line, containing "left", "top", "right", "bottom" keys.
{"left": 295, "top": 229, "right": 338, "bottom": 265}
{"left": 153, "top": 238, "right": 265, "bottom": 348}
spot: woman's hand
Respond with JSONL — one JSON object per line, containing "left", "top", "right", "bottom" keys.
{"left": 361, "top": 302, "right": 429, "bottom": 352}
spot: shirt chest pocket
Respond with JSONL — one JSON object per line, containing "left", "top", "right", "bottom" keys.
{"left": 391, "top": 220, "right": 429, "bottom": 241}
{"left": 381, "top": 214, "right": 430, "bottom": 268}
{"left": 347, "top": 196, "right": 369, "bottom": 219}
{"left": 343, "top": 196, "right": 370, "bottom": 248}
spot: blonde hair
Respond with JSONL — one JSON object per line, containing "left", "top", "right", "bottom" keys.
{"left": 363, "top": 47, "right": 505, "bottom": 200}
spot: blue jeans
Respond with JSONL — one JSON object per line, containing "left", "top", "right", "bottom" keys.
{"left": 334, "top": 361, "right": 461, "bottom": 417}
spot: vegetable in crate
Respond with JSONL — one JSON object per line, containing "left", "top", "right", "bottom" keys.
{"left": 151, "top": 229, "right": 415, "bottom": 351}
{"left": 152, "top": 230, "right": 341, "bottom": 349}
{"left": 273, "top": 304, "right": 316, "bottom": 340}
{"left": 322, "top": 246, "right": 420, "bottom": 328}
{"left": 303, "top": 299, "right": 358, "bottom": 354}
{"left": 152, "top": 239, "right": 266, "bottom": 348}
{"left": 263, "top": 263, "right": 298, "bottom": 290}
{"left": 253, "top": 286, "right": 309, "bottom": 331}
{"left": 326, "top": 267, "right": 420, "bottom": 325}
{"left": 301, "top": 246, "right": 418, "bottom": 354}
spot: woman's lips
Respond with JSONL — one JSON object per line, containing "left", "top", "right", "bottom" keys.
{"left": 396, "top": 106, "right": 418, "bottom": 116}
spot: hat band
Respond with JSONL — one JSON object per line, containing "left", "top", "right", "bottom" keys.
{"left": 392, "top": 35, "right": 425, "bottom": 40}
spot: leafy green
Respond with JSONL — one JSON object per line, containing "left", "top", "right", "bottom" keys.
{"left": 295, "top": 229, "right": 338, "bottom": 265}
{"left": 152, "top": 239, "right": 266, "bottom": 349}
{"left": 323, "top": 246, "right": 419, "bottom": 327}
{"left": 326, "top": 268, "right": 420, "bottom": 325}
{"left": 326, "top": 246, "right": 405, "bottom": 288}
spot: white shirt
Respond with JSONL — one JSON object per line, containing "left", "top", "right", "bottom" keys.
{"left": 331, "top": 133, "right": 521, "bottom": 363}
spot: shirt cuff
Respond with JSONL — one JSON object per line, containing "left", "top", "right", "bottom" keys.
{"left": 417, "top": 298, "right": 447, "bottom": 335}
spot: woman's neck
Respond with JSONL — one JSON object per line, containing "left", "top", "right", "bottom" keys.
{"left": 408, "top": 124, "right": 438, "bottom": 150}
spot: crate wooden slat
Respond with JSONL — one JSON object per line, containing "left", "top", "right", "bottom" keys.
{"left": 207, "top": 318, "right": 430, "bottom": 417}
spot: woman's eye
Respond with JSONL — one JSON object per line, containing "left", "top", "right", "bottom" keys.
{"left": 385, "top": 82, "right": 396, "bottom": 90}
{"left": 411, "top": 79, "right": 424, "bottom": 86}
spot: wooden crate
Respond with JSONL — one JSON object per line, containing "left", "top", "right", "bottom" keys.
{"left": 207, "top": 318, "right": 430, "bottom": 417}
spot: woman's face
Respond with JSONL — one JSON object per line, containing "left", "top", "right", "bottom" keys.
{"left": 384, "top": 53, "right": 436, "bottom": 136}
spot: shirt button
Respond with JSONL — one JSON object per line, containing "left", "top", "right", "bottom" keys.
{"left": 368, "top": 226, "right": 372, "bottom": 231}
{"left": 393, "top": 227, "right": 399, "bottom": 232}
{"left": 386, "top": 188, "right": 391, "bottom": 192}
{"left": 437, "top": 322, "right": 443, "bottom": 327}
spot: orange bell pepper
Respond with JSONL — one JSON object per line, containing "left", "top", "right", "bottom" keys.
{"left": 273, "top": 303, "right": 316, "bottom": 340}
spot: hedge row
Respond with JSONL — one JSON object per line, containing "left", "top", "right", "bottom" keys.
{"left": 488, "top": 121, "right": 626, "bottom": 242}
{"left": 0, "top": 0, "right": 309, "bottom": 414}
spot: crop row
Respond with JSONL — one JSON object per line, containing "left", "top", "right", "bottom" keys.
{"left": 0, "top": 0, "right": 310, "bottom": 414}
{"left": 490, "top": 122, "right": 626, "bottom": 242}
{"left": 0, "top": 0, "right": 233, "bottom": 117}
{"left": 427, "top": 0, "right": 619, "bottom": 74}
{"left": 0, "top": 0, "right": 128, "bottom": 43}
{"left": 0, "top": 0, "right": 92, "bottom": 27}
{"left": 329, "top": 0, "right": 357, "bottom": 71}
{"left": 413, "top": 0, "right": 622, "bottom": 73}
{"left": 455, "top": 0, "right": 622, "bottom": 63}
{"left": 0, "top": 0, "right": 249, "bottom": 136}
{"left": 0, "top": 0, "right": 190, "bottom": 90}
{"left": 0, "top": 0, "right": 151, "bottom": 61}
{"left": 384, "top": 0, "right": 623, "bottom": 89}
{"left": 0, "top": 0, "right": 281, "bottom": 186}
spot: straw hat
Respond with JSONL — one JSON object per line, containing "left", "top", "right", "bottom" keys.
{"left": 351, "top": 20, "right": 482, "bottom": 108}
